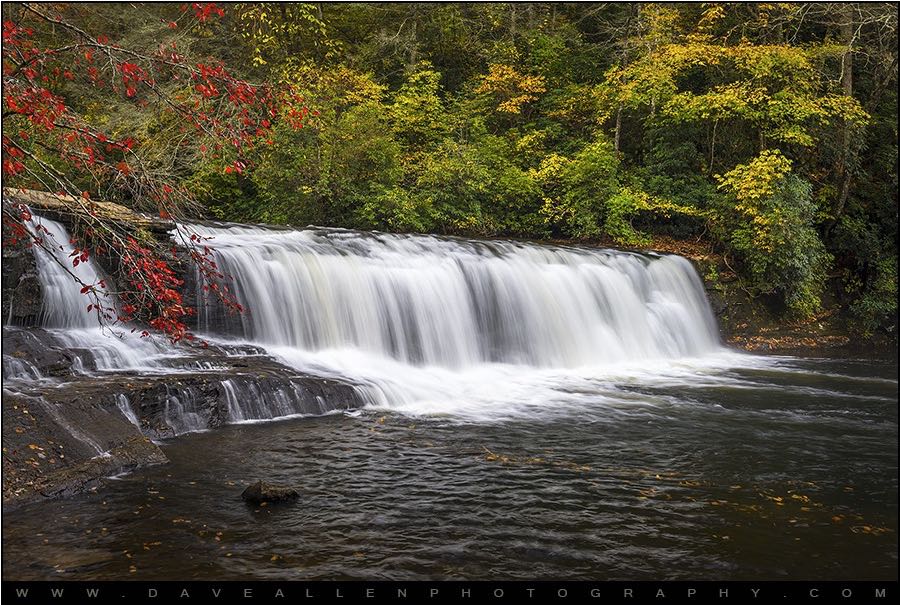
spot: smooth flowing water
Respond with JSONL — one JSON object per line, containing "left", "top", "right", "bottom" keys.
{"left": 1, "top": 217, "right": 896, "bottom": 580}
{"left": 2, "top": 356, "right": 896, "bottom": 580}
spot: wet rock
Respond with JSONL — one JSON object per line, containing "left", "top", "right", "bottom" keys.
{"left": 2, "top": 331, "right": 364, "bottom": 508}
{"left": 1, "top": 390, "right": 168, "bottom": 510}
{"left": 241, "top": 480, "right": 299, "bottom": 504}
{"left": 1, "top": 225, "right": 42, "bottom": 327}
{"left": 2, "top": 327, "right": 83, "bottom": 376}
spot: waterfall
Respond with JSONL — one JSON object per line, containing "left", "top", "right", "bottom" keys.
{"left": 187, "top": 225, "right": 721, "bottom": 368}
{"left": 22, "top": 213, "right": 169, "bottom": 371}
{"left": 28, "top": 215, "right": 111, "bottom": 330}
{"left": 178, "top": 223, "right": 729, "bottom": 420}
{"left": 5, "top": 210, "right": 729, "bottom": 431}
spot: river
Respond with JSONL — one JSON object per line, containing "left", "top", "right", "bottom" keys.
{"left": 1, "top": 215, "right": 896, "bottom": 581}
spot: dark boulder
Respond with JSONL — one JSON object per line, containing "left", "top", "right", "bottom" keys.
{"left": 241, "top": 480, "right": 299, "bottom": 504}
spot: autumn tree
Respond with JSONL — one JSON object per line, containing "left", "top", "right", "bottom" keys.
{"left": 1, "top": 2, "right": 308, "bottom": 342}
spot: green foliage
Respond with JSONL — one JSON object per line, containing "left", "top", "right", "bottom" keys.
{"left": 389, "top": 64, "right": 449, "bottom": 150}
{"left": 849, "top": 256, "right": 898, "bottom": 338}
{"left": 716, "top": 155, "right": 830, "bottom": 317}
{"left": 414, "top": 133, "right": 543, "bottom": 236}
{"left": 540, "top": 139, "right": 620, "bottom": 238}
{"left": 83, "top": 1, "right": 893, "bottom": 327}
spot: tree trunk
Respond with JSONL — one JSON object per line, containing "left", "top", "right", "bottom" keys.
{"left": 408, "top": 18, "right": 418, "bottom": 70}
{"left": 614, "top": 107, "right": 622, "bottom": 153}
{"left": 827, "top": 6, "right": 857, "bottom": 236}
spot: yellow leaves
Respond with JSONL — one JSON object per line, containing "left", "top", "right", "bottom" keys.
{"left": 481, "top": 446, "right": 590, "bottom": 472}
{"left": 716, "top": 150, "right": 793, "bottom": 203}
{"left": 286, "top": 64, "right": 386, "bottom": 107}
{"left": 637, "top": 487, "right": 658, "bottom": 500}
{"left": 529, "top": 153, "right": 571, "bottom": 185}
{"left": 476, "top": 64, "right": 546, "bottom": 115}
{"left": 850, "top": 525, "right": 893, "bottom": 536}
{"left": 482, "top": 446, "right": 512, "bottom": 463}
{"left": 700, "top": 4, "right": 726, "bottom": 27}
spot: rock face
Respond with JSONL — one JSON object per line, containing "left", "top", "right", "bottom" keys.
{"left": 2, "top": 388, "right": 169, "bottom": 508}
{"left": 1, "top": 325, "right": 364, "bottom": 509}
{"left": 1, "top": 222, "right": 42, "bottom": 326}
{"left": 241, "top": 480, "right": 300, "bottom": 504}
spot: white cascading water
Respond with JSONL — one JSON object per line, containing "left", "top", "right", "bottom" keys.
{"left": 188, "top": 225, "right": 721, "bottom": 367}
{"left": 24, "top": 214, "right": 169, "bottom": 371}
{"left": 184, "top": 224, "right": 731, "bottom": 420}
{"left": 5, "top": 210, "right": 737, "bottom": 430}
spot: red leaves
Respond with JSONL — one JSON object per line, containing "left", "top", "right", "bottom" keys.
{"left": 191, "top": 3, "right": 225, "bottom": 23}
{"left": 118, "top": 61, "right": 149, "bottom": 99}
{"left": 195, "top": 82, "right": 219, "bottom": 98}
{"left": 117, "top": 236, "right": 195, "bottom": 343}
{"left": 2, "top": 5, "right": 265, "bottom": 345}
{"left": 1, "top": 137, "right": 26, "bottom": 175}
{"left": 223, "top": 160, "right": 245, "bottom": 174}
{"left": 69, "top": 247, "right": 89, "bottom": 267}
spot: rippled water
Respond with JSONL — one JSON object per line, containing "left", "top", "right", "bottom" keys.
{"left": 3, "top": 355, "right": 896, "bottom": 581}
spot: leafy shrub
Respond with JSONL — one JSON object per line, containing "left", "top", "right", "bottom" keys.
{"left": 716, "top": 151, "right": 831, "bottom": 317}
{"left": 849, "top": 256, "right": 898, "bottom": 337}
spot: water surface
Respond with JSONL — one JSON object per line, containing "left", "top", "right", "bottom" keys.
{"left": 3, "top": 355, "right": 896, "bottom": 581}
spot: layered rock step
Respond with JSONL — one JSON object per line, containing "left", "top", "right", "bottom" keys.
{"left": 2, "top": 326, "right": 363, "bottom": 509}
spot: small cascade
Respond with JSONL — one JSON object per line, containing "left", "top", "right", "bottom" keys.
{"left": 22, "top": 213, "right": 169, "bottom": 372}
{"left": 162, "top": 385, "right": 209, "bottom": 436}
{"left": 219, "top": 377, "right": 346, "bottom": 423}
{"left": 2, "top": 356, "right": 41, "bottom": 380}
{"left": 115, "top": 394, "right": 141, "bottom": 428}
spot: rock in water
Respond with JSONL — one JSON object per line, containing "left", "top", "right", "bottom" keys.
{"left": 241, "top": 480, "right": 299, "bottom": 504}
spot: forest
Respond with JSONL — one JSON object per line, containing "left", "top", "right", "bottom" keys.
{"left": 2, "top": 2, "right": 897, "bottom": 339}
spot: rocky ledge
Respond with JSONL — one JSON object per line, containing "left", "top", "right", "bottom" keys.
{"left": 1, "top": 327, "right": 363, "bottom": 510}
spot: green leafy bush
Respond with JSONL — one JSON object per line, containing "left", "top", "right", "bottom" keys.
{"left": 716, "top": 152, "right": 831, "bottom": 317}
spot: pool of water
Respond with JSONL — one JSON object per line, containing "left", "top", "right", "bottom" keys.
{"left": 2, "top": 355, "right": 896, "bottom": 581}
